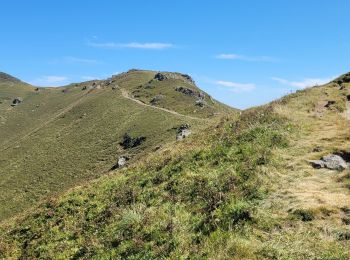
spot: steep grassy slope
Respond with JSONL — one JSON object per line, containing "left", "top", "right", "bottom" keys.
{"left": 0, "top": 106, "right": 291, "bottom": 259}
{"left": 0, "top": 70, "right": 232, "bottom": 221}
{"left": 1, "top": 72, "right": 350, "bottom": 259}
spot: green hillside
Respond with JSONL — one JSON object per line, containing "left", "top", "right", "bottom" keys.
{"left": 0, "top": 70, "right": 234, "bottom": 221}
{"left": 1, "top": 71, "right": 350, "bottom": 259}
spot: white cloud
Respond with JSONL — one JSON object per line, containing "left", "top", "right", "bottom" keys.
{"left": 215, "top": 53, "right": 276, "bottom": 62}
{"left": 215, "top": 80, "right": 256, "bottom": 92}
{"left": 271, "top": 76, "right": 334, "bottom": 89}
{"left": 30, "top": 76, "right": 68, "bottom": 87}
{"left": 88, "top": 41, "right": 174, "bottom": 50}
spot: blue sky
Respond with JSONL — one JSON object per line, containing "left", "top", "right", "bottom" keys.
{"left": 1, "top": 1, "right": 350, "bottom": 109}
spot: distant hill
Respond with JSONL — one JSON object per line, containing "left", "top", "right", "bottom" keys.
{"left": 1, "top": 71, "right": 349, "bottom": 259}
{"left": 0, "top": 70, "right": 236, "bottom": 221}
{"left": 0, "top": 72, "right": 22, "bottom": 84}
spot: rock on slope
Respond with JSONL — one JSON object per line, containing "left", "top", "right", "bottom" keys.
{"left": 0, "top": 70, "right": 234, "bottom": 221}
{"left": 1, "top": 71, "right": 350, "bottom": 259}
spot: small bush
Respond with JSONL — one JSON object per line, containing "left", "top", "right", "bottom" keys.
{"left": 292, "top": 209, "right": 315, "bottom": 222}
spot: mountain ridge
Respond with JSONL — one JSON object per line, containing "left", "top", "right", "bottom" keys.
{"left": 0, "top": 69, "right": 235, "bottom": 221}
{"left": 1, "top": 70, "right": 349, "bottom": 259}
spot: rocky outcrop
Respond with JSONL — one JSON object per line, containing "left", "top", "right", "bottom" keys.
{"left": 309, "top": 154, "right": 349, "bottom": 171}
{"left": 176, "top": 124, "right": 191, "bottom": 141}
{"left": 180, "top": 74, "right": 195, "bottom": 85}
{"left": 120, "top": 133, "right": 146, "bottom": 149}
{"left": 175, "top": 86, "right": 195, "bottom": 96}
{"left": 11, "top": 97, "right": 22, "bottom": 106}
{"left": 154, "top": 72, "right": 196, "bottom": 86}
{"left": 150, "top": 95, "right": 165, "bottom": 105}
{"left": 195, "top": 99, "right": 207, "bottom": 107}
{"left": 154, "top": 73, "right": 167, "bottom": 81}
{"left": 334, "top": 73, "right": 350, "bottom": 84}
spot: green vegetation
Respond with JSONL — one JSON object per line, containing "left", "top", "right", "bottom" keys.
{"left": 1, "top": 71, "right": 350, "bottom": 259}
{"left": 121, "top": 71, "right": 233, "bottom": 118}
{"left": 0, "top": 107, "right": 292, "bottom": 259}
{"left": 0, "top": 70, "right": 232, "bottom": 220}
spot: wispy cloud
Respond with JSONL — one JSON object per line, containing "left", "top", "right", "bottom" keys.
{"left": 215, "top": 53, "right": 276, "bottom": 62}
{"left": 88, "top": 41, "right": 174, "bottom": 50}
{"left": 271, "top": 76, "right": 334, "bottom": 89}
{"left": 30, "top": 76, "right": 68, "bottom": 87}
{"left": 214, "top": 80, "right": 256, "bottom": 92}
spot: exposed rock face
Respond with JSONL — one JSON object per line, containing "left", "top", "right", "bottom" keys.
{"left": 154, "top": 72, "right": 196, "bottom": 86}
{"left": 175, "top": 86, "right": 195, "bottom": 96}
{"left": 176, "top": 124, "right": 191, "bottom": 141}
{"left": 154, "top": 73, "right": 167, "bottom": 81}
{"left": 120, "top": 133, "right": 146, "bottom": 149}
{"left": 180, "top": 74, "right": 195, "bottom": 85}
{"left": 335, "top": 73, "right": 350, "bottom": 84}
{"left": 309, "top": 154, "right": 349, "bottom": 171}
{"left": 11, "top": 97, "right": 22, "bottom": 106}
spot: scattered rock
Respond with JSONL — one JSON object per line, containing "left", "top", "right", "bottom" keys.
{"left": 195, "top": 99, "right": 206, "bottom": 107}
{"left": 82, "top": 86, "right": 87, "bottom": 90}
{"left": 11, "top": 97, "right": 22, "bottom": 106}
{"left": 324, "top": 100, "right": 336, "bottom": 108}
{"left": 309, "top": 154, "right": 349, "bottom": 171}
{"left": 180, "top": 74, "right": 196, "bottom": 85}
{"left": 34, "top": 87, "right": 39, "bottom": 91}
{"left": 120, "top": 133, "right": 146, "bottom": 149}
{"left": 176, "top": 124, "right": 191, "bottom": 141}
{"left": 117, "top": 156, "right": 129, "bottom": 167}
{"left": 342, "top": 217, "right": 350, "bottom": 225}
{"left": 335, "top": 73, "right": 350, "bottom": 85}
{"left": 150, "top": 95, "right": 165, "bottom": 105}
{"left": 110, "top": 156, "right": 129, "bottom": 170}
{"left": 347, "top": 95, "right": 350, "bottom": 101}
{"left": 313, "top": 146, "right": 323, "bottom": 152}
{"left": 62, "top": 89, "right": 68, "bottom": 93}
{"left": 175, "top": 86, "right": 196, "bottom": 96}
{"left": 154, "top": 73, "right": 167, "bottom": 81}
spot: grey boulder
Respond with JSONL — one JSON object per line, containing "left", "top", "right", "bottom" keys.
{"left": 309, "top": 154, "right": 349, "bottom": 171}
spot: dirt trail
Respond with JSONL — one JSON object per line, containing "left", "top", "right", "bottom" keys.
{"left": 262, "top": 107, "right": 350, "bottom": 228}
{"left": 120, "top": 88, "right": 206, "bottom": 121}
{"left": 2, "top": 89, "right": 205, "bottom": 152}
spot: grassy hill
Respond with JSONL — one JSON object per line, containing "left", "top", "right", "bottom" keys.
{"left": 1, "top": 72, "right": 350, "bottom": 259}
{"left": 0, "top": 70, "right": 234, "bottom": 221}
